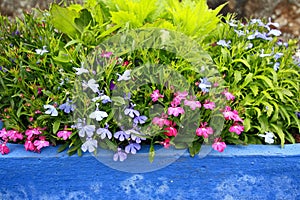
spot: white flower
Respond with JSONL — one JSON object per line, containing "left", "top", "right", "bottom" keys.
{"left": 117, "top": 70, "right": 131, "bottom": 81}
{"left": 258, "top": 131, "right": 275, "bottom": 144}
{"left": 35, "top": 46, "right": 49, "bottom": 55}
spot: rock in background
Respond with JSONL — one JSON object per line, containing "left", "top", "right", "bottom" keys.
{"left": 0, "top": 0, "right": 299, "bottom": 39}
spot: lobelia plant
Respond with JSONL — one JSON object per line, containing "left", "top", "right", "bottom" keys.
{"left": 0, "top": 0, "right": 299, "bottom": 162}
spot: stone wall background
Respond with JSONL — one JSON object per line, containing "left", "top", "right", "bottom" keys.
{"left": 0, "top": 0, "right": 299, "bottom": 39}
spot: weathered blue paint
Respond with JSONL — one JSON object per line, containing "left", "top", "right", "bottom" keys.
{"left": 1, "top": 144, "right": 300, "bottom": 200}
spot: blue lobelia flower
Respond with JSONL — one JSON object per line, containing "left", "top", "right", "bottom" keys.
{"left": 125, "top": 142, "right": 141, "bottom": 154}
{"left": 198, "top": 78, "right": 212, "bottom": 93}
{"left": 44, "top": 105, "right": 58, "bottom": 116}
{"left": 133, "top": 115, "right": 148, "bottom": 124}
{"left": 216, "top": 39, "right": 231, "bottom": 48}
{"left": 273, "top": 62, "right": 280, "bottom": 71}
{"left": 59, "top": 98, "right": 75, "bottom": 114}
{"left": 124, "top": 103, "right": 140, "bottom": 118}
{"left": 89, "top": 103, "right": 108, "bottom": 122}
{"left": 274, "top": 52, "right": 283, "bottom": 61}
{"left": 75, "top": 118, "right": 95, "bottom": 137}
{"left": 81, "top": 137, "right": 98, "bottom": 152}
{"left": 96, "top": 124, "right": 112, "bottom": 139}
{"left": 114, "top": 130, "right": 130, "bottom": 141}
{"left": 113, "top": 148, "right": 127, "bottom": 161}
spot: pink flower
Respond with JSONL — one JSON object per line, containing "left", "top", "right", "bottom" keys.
{"left": 33, "top": 136, "right": 49, "bottom": 151}
{"left": 212, "top": 137, "right": 226, "bottom": 152}
{"left": 7, "top": 130, "right": 23, "bottom": 142}
{"left": 184, "top": 99, "right": 201, "bottom": 110}
{"left": 222, "top": 106, "right": 243, "bottom": 122}
{"left": 0, "top": 128, "right": 9, "bottom": 140}
{"left": 0, "top": 143, "right": 10, "bottom": 155}
{"left": 164, "top": 126, "right": 178, "bottom": 137}
{"left": 152, "top": 113, "right": 169, "bottom": 128}
{"left": 25, "top": 128, "right": 42, "bottom": 140}
{"left": 160, "top": 138, "right": 171, "bottom": 148}
{"left": 25, "top": 140, "right": 36, "bottom": 151}
{"left": 174, "top": 91, "right": 188, "bottom": 101}
{"left": 203, "top": 100, "right": 216, "bottom": 110}
{"left": 170, "top": 97, "right": 181, "bottom": 107}
{"left": 57, "top": 130, "right": 72, "bottom": 140}
{"left": 168, "top": 106, "right": 185, "bottom": 117}
{"left": 196, "top": 122, "right": 214, "bottom": 138}
{"left": 229, "top": 122, "right": 244, "bottom": 135}
{"left": 222, "top": 89, "right": 235, "bottom": 101}
{"left": 150, "top": 90, "right": 164, "bottom": 102}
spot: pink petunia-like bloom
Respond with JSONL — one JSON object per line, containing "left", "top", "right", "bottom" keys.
{"left": 212, "top": 137, "right": 226, "bottom": 152}
{"left": 57, "top": 130, "right": 72, "bottom": 140}
{"left": 168, "top": 106, "right": 185, "bottom": 117}
{"left": 150, "top": 90, "right": 164, "bottom": 102}
{"left": 196, "top": 122, "right": 214, "bottom": 138}
{"left": 222, "top": 89, "right": 235, "bottom": 101}
{"left": 25, "top": 128, "right": 42, "bottom": 140}
{"left": 24, "top": 139, "right": 36, "bottom": 151}
{"left": 160, "top": 138, "right": 171, "bottom": 148}
{"left": 33, "top": 136, "right": 50, "bottom": 151}
{"left": 229, "top": 122, "right": 244, "bottom": 135}
{"left": 222, "top": 106, "right": 243, "bottom": 122}
{"left": 184, "top": 99, "right": 201, "bottom": 110}
{"left": 203, "top": 100, "right": 216, "bottom": 110}
{"left": 7, "top": 130, "right": 23, "bottom": 142}
{"left": 164, "top": 126, "right": 178, "bottom": 137}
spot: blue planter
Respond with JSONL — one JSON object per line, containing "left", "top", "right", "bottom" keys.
{"left": 1, "top": 143, "right": 300, "bottom": 200}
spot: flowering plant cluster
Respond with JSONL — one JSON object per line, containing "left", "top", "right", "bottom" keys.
{"left": 0, "top": 0, "right": 299, "bottom": 161}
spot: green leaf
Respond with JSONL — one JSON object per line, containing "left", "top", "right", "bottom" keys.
{"left": 53, "top": 120, "right": 61, "bottom": 134}
{"left": 233, "top": 70, "right": 242, "bottom": 85}
{"left": 270, "top": 123, "right": 285, "bottom": 147}
{"left": 111, "top": 96, "right": 126, "bottom": 106}
{"left": 243, "top": 118, "right": 251, "bottom": 132}
{"left": 188, "top": 141, "right": 201, "bottom": 157}
{"left": 50, "top": 4, "right": 81, "bottom": 38}
{"left": 57, "top": 142, "right": 70, "bottom": 153}
{"left": 240, "top": 73, "right": 253, "bottom": 88}
{"left": 74, "top": 9, "right": 93, "bottom": 31}
{"left": 250, "top": 85, "right": 259, "bottom": 96}
{"left": 232, "top": 58, "right": 251, "bottom": 70}
{"left": 254, "top": 75, "right": 274, "bottom": 89}
{"left": 149, "top": 144, "right": 155, "bottom": 163}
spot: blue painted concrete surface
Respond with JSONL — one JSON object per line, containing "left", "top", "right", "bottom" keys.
{"left": 1, "top": 144, "right": 300, "bottom": 200}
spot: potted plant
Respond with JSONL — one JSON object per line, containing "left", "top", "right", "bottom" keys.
{"left": 0, "top": 0, "right": 299, "bottom": 198}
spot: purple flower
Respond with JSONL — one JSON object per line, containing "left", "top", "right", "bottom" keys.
{"left": 234, "top": 30, "right": 246, "bottom": 37}
{"left": 216, "top": 40, "right": 231, "bottom": 48}
{"left": 296, "top": 112, "right": 300, "bottom": 119}
{"left": 113, "top": 148, "right": 127, "bottom": 161}
{"left": 114, "top": 130, "right": 130, "bottom": 141}
{"left": 96, "top": 127, "right": 112, "bottom": 139}
{"left": 59, "top": 99, "right": 75, "bottom": 114}
{"left": 248, "top": 31, "right": 272, "bottom": 41}
{"left": 198, "top": 78, "right": 211, "bottom": 93}
{"left": 124, "top": 104, "right": 140, "bottom": 118}
{"left": 75, "top": 118, "right": 95, "bottom": 137}
{"left": 125, "top": 143, "right": 141, "bottom": 154}
{"left": 81, "top": 137, "right": 98, "bottom": 152}
{"left": 133, "top": 115, "right": 148, "bottom": 124}
{"left": 274, "top": 52, "right": 283, "bottom": 61}
{"left": 110, "top": 80, "right": 116, "bottom": 90}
